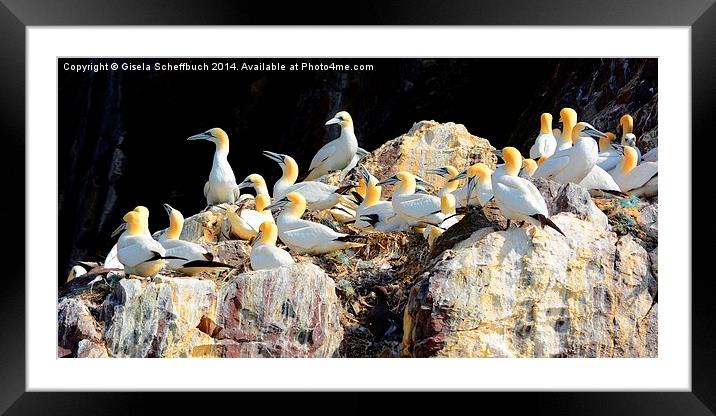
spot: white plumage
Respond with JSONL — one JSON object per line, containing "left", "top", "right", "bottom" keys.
{"left": 304, "top": 111, "right": 359, "bottom": 181}
{"left": 188, "top": 128, "right": 241, "bottom": 205}
{"left": 250, "top": 221, "right": 295, "bottom": 271}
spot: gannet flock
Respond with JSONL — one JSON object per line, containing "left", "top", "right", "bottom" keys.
{"left": 92, "top": 107, "right": 657, "bottom": 280}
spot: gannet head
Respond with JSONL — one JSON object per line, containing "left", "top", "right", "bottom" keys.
{"left": 188, "top": 127, "right": 230, "bottom": 151}
{"left": 619, "top": 114, "right": 634, "bottom": 137}
{"left": 451, "top": 163, "right": 491, "bottom": 183}
{"left": 239, "top": 173, "right": 266, "bottom": 190}
{"left": 255, "top": 194, "right": 271, "bottom": 212}
{"left": 621, "top": 145, "right": 639, "bottom": 175}
{"left": 598, "top": 132, "right": 617, "bottom": 152}
{"left": 521, "top": 159, "right": 538, "bottom": 177}
{"left": 559, "top": 108, "right": 577, "bottom": 126}
{"left": 540, "top": 113, "right": 553, "bottom": 134}
{"left": 572, "top": 122, "right": 606, "bottom": 141}
{"left": 163, "top": 203, "right": 184, "bottom": 240}
{"left": 377, "top": 171, "right": 421, "bottom": 194}
{"left": 623, "top": 133, "right": 637, "bottom": 147}
{"left": 427, "top": 166, "right": 459, "bottom": 179}
{"left": 133, "top": 205, "right": 149, "bottom": 219}
{"left": 122, "top": 211, "right": 144, "bottom": 236}
{"left": 502, "top": 147, "right": 523, "bottom": 177}
{"left": 265, "top": 191, "right": 307, "bottom": 217}
{"left": 263, "top": 151, "right": 299, "bottom": 182}
{"left": 325, "top": 111, "right": 353, "bottom": 128}
{"left": 255, "top": 221, "right": 279, "bottom": 247}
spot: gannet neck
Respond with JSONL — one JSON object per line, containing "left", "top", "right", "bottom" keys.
{"left": 620, "top": 114, "right": 634, "bottom": 138}
{"left": 540, "top": 113, "right": 553, "bottom": 134}
{"left": 340, "top": 124, "right": 356, "bottom": 138}
{"left": 441, "top": 194, "right": 457, "bottom": 215}
{"left": 471, "top": 163, "right": 492, "bottom": 183}
{"left": 560, "top": 108, "right": 577, "bottom": 144}
{"left": 356, "top": 179, "right": 367, "bottom": 198}
{"left": 123, "top": 212, "right": 144, "bottom": 236}
{"left": 522, "top": 159, "right": 538, "bottom": 177}
{"left": 364, "top": 179, "right": 382, "bottom": 207}
{"left": 283, "top": 155, "right": 299, "bottom": 185}
{"left": 598, "top": 134, "right": 614, "bottom": 152}
{"left": 503, "top": 147, "right": 522, "bottom": 177}
{"left": 622, "top": 146, "right": 638, "bottom": 175}
{"left": 166, "top": 210, "right": 184, "bottom": 240}
{"left": 285, "top": 192, "right": 307, "bottom": 218}
{"left": 258, "top": 222, "right": 278, "bottom": 246}
{"left": 255, "top": 194, "right": 271, "bottom": 213}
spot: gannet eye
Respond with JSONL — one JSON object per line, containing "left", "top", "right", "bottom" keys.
{"left": 337, "top": 116, "right": 344, "bottom": 121}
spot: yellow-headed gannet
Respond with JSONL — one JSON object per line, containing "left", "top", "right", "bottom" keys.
{"left": 250, "top": 221, "right": 295, "bottom": 271}
{"left": 426, "top": 166, "right": 460, "bottom": 197}
{"left": 263, "top": 150, "right": 352, "bottom": 211}
{"left": 450, "top": 163, "right": 494, "bottom": 207}
{"left": 116, "top": 209, "right": 185, "bottom": 277}
{"left": 520, "top": 159, "right": 538, "bottom": 178}
{"left": 533, "top": 122, "right": 605, "bottom": 184}
{"left": 188, "top": 128, "right": 241, "bottom": 205}
{"left": 303, "top": 111, "right": 360, "bottom": 181}
{"left": 377, "top": 171, "right": 445, "bottom": 227}
{"left": 609, "top": 146, "right": 658, "bottom": 197}
{"left": 267, "top": 192, "right": 366, "bottom": 254}
{"left": 105, "top": 206, "right": 152, "bottom": 269}
{"left": 620, "top": 114, "right": 643, "bottom": 162}
{"left": 225, "top": 194, "right": 274, "bottom": 240}
{"left": 423, "top": 193, "right": 462, "bottom": 246}
{"left": 67, "top": 265, "right": 87, "bottom": 283}
{"left": 529, "top": 113, "right": 558, "bottom": 161}
{"left": 354, "top": 166, "right": 407, "bottom": 232}
{"left": 556, "top": 108, "right": 578, "bottom": 152}
{"left": 238, "top": 173, "right": 270, "bottom": 197}
{"left": 492, "top": 147, "right": 565, "bottom": 236}
{"left": 160, "top": 204, "right": 232, "bottom": 275}
{"left": 596, "top": 132, "right": 621, "bottom": 171}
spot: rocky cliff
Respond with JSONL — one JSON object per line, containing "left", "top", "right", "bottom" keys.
{"left": 58, "top": 121, "right": 658, "bottom": 358}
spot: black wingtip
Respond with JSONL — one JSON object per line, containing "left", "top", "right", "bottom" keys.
{"left": 335, "top": 184, "right": 354, "bottom": 195}
{"left": 335, "top": 234, "right": 369, "bottom": 242}
{"left": 181, "top": 260, "right": 234, "bottom": 269}
{"left": 601, "top": 189, "right": 630, "bottom": 198}
{"left": 351, "top": 191, "right": 364, "bottom": 204}
{"left": 531, "top": 214, "right": 566, "bottom": 237}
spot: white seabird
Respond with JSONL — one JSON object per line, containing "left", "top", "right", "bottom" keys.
{"left": 339, "top": 147, "right": 370, "bottom": 180}
{"left": 303, "top": 111, "right": 359, "bottom": 181}
{"left": 492, "top": 147, "right": 565, "bottom": 236}
{"left": 555, "top": 108, "right": 578, "bottom": 152}
{"left": 263, "top": 150, "right": 352, "bottom": 211}
{"left": 529, "top": 112, "right": 558, "bottom": 162}
{"left": 250, "top": 221, "right": 295, "bottom": 271}
{"left": 450, "top": 163, "right": 494, "bottom": 207}
{"left": 377, "top": 171, "right": 445, "bottom": 227}
{"left": 533, "top": 121, "right": 606, "bottom": 184}
{"left": 426, "top": 166, "right": 461, "bottom": 197}
{"left": 105, "top": 205, "right": 152, "bottom": 269}
{"left": 596, "top": 132, "right": 622, "bottom": 171}
{"left": 188, "top": 128, "right": 241, "bottom": 205}
{"left": 116, "top": 208, "right": 185, "bottom": 278}
{"left": 609, "top": 146, "right": 658, "bottom": 197}
{"left": 160, "top": 204, "right": 232, "bottom": 275}
{"left": 354, "top": 166, "right": 407, "bottom": 232}
{"left": 225, "top": 194, "right": 274, "bottom": 240}
{"left": 267, "top": 192, "right": 366, "bottom": 255}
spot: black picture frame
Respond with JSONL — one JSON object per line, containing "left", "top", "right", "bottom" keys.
{"left": 1, "top": 0, "right": 708, "bottom": 414}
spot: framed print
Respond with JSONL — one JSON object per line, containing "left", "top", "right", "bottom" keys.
{"left": 1, "top": 0, "right": 711, "bottom": 413}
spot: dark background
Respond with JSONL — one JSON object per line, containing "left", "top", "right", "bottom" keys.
{"left": 58, "top": 57, "right": 657, "bottom": 282}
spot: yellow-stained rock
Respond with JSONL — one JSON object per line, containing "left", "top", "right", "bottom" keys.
{"left": 362, "top": 121, "right": 496, "bottom": 192}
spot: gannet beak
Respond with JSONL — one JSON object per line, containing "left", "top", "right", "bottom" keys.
{"left": 265, "top": 197, "right": 289, "bottom": 212}
{"left": 163, "top": 203, "right": 173, "bottom": 215}
{"left": 449, "top": 170, "right": 468, "bottom": 182}
{"left": 325, "top": 117, "right": 340, "bottom": 126}
{"left": 376, "top": 175, "right": 398, "bottom": 186}
{"left": 583, "top": 125, "right": 606, "bottom": 138}
{"left": 356, "top": 148, "right": 370, "bottom": 158}
{"left": 187, "top": 132, "right": 211, "bottom": 141}
{"left": 427, "top": 167, "right": 448, "bottom": 177}
{"left": 262, "top": 150, "right": 285, "bottom": 165}
{"left": 358, "top": 165, "right": 372, "bottom": 182}
{"left": 110, "top": 222, "right": 127, "bottom": 238}
{"left": 238, "top": 178, "right": 252, "bottom": 189}
{"left": 415, "top": 177, "right": 435, "bottom": 189}
{"left": 558, "top": 116, "right": 563, "bottom": 122}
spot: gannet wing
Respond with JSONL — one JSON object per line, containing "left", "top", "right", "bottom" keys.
{"left": 399, "top": 194, "right": 442, "bottom": 219}
{"left": 308, "top": 141, "right": 338, "bottom": 173}
{"left": 282, "top": 222, "right": 344, "bottom": 250}
{"left": 642, "top": 147, "right": 658, "bottom": 162}
{"left": 117, "top": 244, "right": 160, "bottom": 267}
{"left": 203, "top": 181, "right": 210, "bottom": 198}
{"left": 624, "top": 162, "right": 658, "bottom": 191}
{"left": 239, "top": 209, "right": 266, "bottom": 231}
{"left": 164, "top": 242, "right": 206, "bottom": 264}
{"left": 287, "top": 181, "right": 338, "bottom": 203}
{"left": 533, "top": 154, "right": 571, "bottom": 179}
{"left": 495, "top": 176, "right": 548, "bottom": 216}
{"left": 579, "top": 165, "right": 622, "bottom": 192}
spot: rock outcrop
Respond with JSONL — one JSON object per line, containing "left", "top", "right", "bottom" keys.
{"left": 403, "top": 213, "right": 657, "bottom": 358}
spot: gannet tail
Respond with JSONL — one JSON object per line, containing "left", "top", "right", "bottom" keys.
{"left": 531, "top": 214, "right": 566, "bottom": 237}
